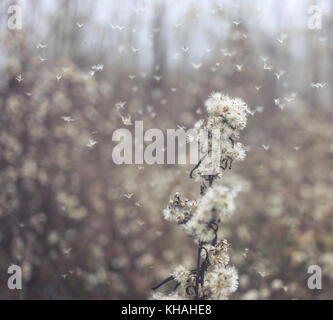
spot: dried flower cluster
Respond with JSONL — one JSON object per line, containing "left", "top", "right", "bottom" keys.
{"left": 152, "top": 93, "right": 249, "bottom": 300}
{"left": 192, "top": 92, "right": 248, "bottom": 180}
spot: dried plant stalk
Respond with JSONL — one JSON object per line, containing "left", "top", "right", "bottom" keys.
{"left": 152, "top": 93, "right": 249, "bottom": 300}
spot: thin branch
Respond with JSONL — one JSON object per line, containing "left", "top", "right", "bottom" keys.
{"left": 194, "top": 243, "right": 202, "bottom": 299}
{"left": 152, "top": 275, "right": 174, "bottom": 290}
{"left": 190, "top": 152, "right": 208, "bottom": 178}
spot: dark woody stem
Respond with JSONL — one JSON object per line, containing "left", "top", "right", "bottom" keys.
{"left": 195, "top": 175, "right": 214, "bottom": 299}
{"left": 151, "top": 276, "right": 174, "bottom": 290}
{"left": 194, "top": 243, "right": 202, "bottom": 299}
{"left": 189, "top": 152, "right": 209, "bottom": 179}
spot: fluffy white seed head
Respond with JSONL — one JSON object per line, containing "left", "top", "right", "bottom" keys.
{"left": 196, "top": 184, "right": 237, "bottom": 222}
{"left": 205, "top": 92, "right": 248, "bottom": 130}
{"left": 193, "top": 92, "right": 249, "bottom": 178}
{"left": 204, "top": 265, "right": 239, "bottom": 299}
{"left": 172, "top": 265, "right": 191, "bottom": 285}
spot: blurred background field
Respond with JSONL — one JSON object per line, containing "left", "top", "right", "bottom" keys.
{"left": 0, "top": 0, "right": 333, "bottom": 299}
